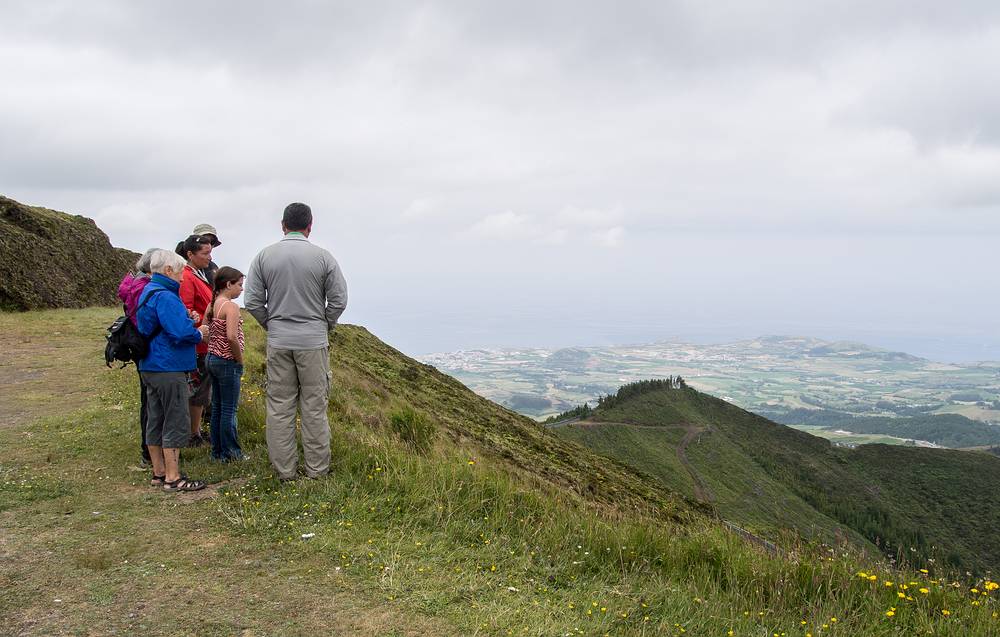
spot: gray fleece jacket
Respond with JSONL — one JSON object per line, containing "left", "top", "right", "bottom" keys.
{"left": 244, "top": 233, "right": 348, "bottom": 350}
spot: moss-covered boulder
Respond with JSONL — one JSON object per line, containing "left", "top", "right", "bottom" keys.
{"left": 0, "top": 195, "right": 140, "bottom": 311}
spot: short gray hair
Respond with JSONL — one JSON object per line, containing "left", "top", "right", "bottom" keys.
{"left": 147, "top": 249, "right": 186, "bottom": 275}
{"left": 135, "top": 248, "right": 158, "bottom": 274}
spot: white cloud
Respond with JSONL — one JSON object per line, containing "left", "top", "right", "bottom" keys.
{"left": 463, "top": 211, "right": 535, "bottom": 241}
{"left": 590, "top": 226, "right": 625, "bottom": 248}
{"left": 556, "top": 205, "right": 624, "bottom": 228}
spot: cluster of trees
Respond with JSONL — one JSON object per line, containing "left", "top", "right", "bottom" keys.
{"left": 543, "top": 377, "right": 687, "bottom": 424}
{"left": 542, "top": 402, "right": 593, "bottom": 424}
{"left": 596, "top": 377, "right": 687, "bottom": 410}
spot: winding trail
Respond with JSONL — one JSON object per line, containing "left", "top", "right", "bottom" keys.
{"left": 551, "top": 418, "right": 780, "bottom": 555}
{"left": 675, "top": 424, "right": 715, "bottom": 502}
{"left": 550, "top": 419, "right": 715, "bottom": 503}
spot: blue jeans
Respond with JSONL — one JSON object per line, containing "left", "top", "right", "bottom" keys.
{"left": 206, "top": 354, "right": 243, "bottom": 461}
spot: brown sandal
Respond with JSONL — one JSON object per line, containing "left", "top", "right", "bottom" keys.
{"left": 163, "top": 477, "right": 206, "bottom": 492}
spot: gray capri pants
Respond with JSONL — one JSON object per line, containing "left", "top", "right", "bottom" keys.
{"left": 142, "top": 371, "right": 191, "bottom": 449}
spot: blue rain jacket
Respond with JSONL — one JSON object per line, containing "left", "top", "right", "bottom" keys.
{"left": 136, "top": 274, "right": 203, "bottom": 372}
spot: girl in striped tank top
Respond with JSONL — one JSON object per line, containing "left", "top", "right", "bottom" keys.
{"left": 205, "top": 267, "right": 247, "bottom": 462}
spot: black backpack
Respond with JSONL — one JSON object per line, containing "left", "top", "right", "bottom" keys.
{"left": 105, "top": 289, "right": 164, "bottom": 368}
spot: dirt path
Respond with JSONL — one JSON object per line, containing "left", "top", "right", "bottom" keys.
{"left": 0, "top": 308, "right": 111, "bottom": 429}
{"left": 675, "top": 425, "right": 715, "bottom": 503}
{"left": 561, "top": 420, "right": 782, "bottom": 555}
{"left": 566, "top": 419, "right": 716, "bottom": 503}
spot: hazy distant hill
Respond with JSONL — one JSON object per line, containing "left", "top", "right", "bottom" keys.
{"left": 553, "top": 381, "right": 1000, "bottom": 573}
{"left": 0, "top": 195, "right": 138, "bottom": 310}
{"left": 424, "top": 336, "right": 1000, "bottom": 442}
{"left": 764, "top": 409, "right": 1000, "bottom": 448}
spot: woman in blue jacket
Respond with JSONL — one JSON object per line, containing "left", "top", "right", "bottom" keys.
{"left": 136, "top": 249, "right": 210, "bottom": 492}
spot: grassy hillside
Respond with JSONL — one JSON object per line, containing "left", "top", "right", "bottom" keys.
{"left": 0, "top": 195, "right": 138, "bottom": 311}
{"left": 557, "top": 382, "right": 1000, "bottom": 575}
{"left": 766, "top": 409, "right": 1000, "bottom": 448}
{"left": 4, "top": 309, "right": 1000, "bottom": 635}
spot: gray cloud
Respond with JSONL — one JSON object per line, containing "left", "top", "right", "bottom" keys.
{"left": 2, "top": 1, "right": 999, "bottom": 357}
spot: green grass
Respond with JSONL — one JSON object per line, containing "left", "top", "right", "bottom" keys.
{"left": 3, "top": 308, "right": 1000, "bottom": 635}
{"left": 573, "top": 385, "right": 1000, "bottom": 575}
{"left": 556, "top": 425, "right": 695, "bottom": 495}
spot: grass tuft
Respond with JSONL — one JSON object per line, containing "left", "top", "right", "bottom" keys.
{"left": 388, "top": 406, "right": 436, "bottom": 453}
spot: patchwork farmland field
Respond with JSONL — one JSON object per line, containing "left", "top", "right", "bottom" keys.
{"left": 423, "top": 336, "right": 1000, "bottom": 447}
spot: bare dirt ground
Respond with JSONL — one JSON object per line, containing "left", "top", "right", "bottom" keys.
{"left": 0, "top": 309, "right": 109, "bottom": 429}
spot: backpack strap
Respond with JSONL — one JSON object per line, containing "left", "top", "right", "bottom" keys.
{"left": 135, "top": 289, "right": 166, "bottom": 340}
{"left": 128, "top": 287, "right": 162, "bottom": 320}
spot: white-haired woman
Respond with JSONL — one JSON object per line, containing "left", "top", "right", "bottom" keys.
{"left": 136, "top": 249, "right": 210, "bottom": 492}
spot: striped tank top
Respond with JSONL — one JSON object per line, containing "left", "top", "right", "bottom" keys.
{"left": 207, "top": 301, "right": 245, "bottom": 360}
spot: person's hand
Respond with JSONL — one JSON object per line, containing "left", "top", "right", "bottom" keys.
{"left": 189, "top": 310, "right": 201, "bottom": 323}
{"left": 198, "top": 325, "right": 209, "bottom": 339}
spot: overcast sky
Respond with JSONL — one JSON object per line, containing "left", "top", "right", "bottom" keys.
{"left": 2, "top": 1, "right": 999, "bottom": 361}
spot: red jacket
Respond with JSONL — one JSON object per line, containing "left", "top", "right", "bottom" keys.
{"left": 180, "top": 265, "right": 213, "bottom": 355}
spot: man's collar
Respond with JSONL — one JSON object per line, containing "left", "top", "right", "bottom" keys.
{"left": 282, "top": 232, "right": 309, "bottom": 241}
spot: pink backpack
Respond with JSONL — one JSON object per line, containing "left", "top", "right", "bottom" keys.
{"left": 118, "top": 273, "right": 151, "bottom": 326}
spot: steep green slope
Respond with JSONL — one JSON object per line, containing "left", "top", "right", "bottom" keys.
{"left": 766, "top": 409, "right": 1000, "bottom": 448}
{"left": 557, "top": 383, "right": 1000, "bottom": 574}
{"left": 556, "top": 413, "right": 868, "bottom": 549}
{"left": 0, "top": 195, "right": 138, "bottom": 310}
{"left": 320, "top": 325, "right": 697, "bottom": 519}
{"left": 555, "top": 424, "right": 696, "bottom": 495}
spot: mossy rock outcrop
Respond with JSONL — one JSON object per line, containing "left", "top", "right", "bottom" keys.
{"left": 0, "top": 195, "right": 139, "bottom": 311}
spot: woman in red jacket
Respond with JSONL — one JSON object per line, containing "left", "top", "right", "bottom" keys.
{"left": 177, "top": 234, "right": 214, "bottom": 447}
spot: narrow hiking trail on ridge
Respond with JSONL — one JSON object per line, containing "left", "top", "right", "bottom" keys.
{"left": 557, "top": 420, "right": 716, "bottom": 503}
{"left": 556, "top": 420, "right": 785, "bottom": 555}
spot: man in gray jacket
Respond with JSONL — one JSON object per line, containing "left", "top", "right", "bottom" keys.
{"left": 245, "top": 202, "right": 348, "bottom": 480}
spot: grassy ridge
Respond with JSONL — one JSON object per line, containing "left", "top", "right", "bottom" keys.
{"left": 0, "top": 196, "right": 137, "bottom": 311}
{"left": 3, "top": 309, "right": 1000, "bottom": 634}
{"left": 567, "top": 385, "right": 1000, "bottom": 574}
{"left": 766, "top": 409, "right": 1000, "bottom": 448}
{"left": 554, "top": 425, "right": 695, "bottom": 496}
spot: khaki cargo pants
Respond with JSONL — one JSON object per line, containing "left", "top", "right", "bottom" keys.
{"left": 265, "top": 347, "right": 331, "bottom": 479}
